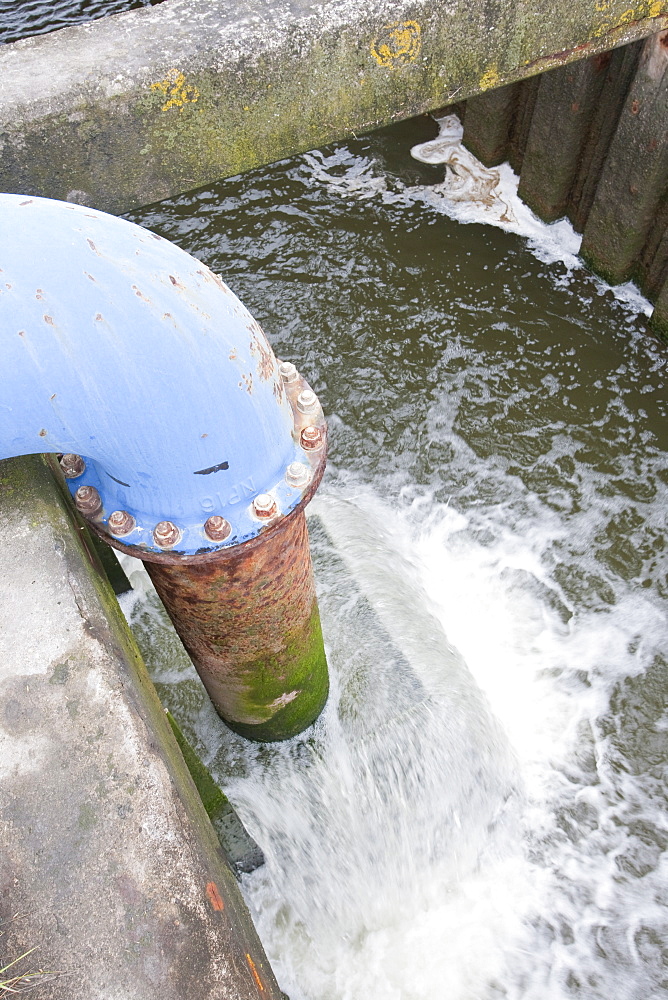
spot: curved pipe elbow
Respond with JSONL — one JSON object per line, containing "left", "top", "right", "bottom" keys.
{"left": 0, "top": 195, "right": 326, "bottom": 556}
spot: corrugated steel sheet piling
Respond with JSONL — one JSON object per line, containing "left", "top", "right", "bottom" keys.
{"left": 459, "top": 30, "right": 668, "bottom": 339}
{"left": 0, "top": 193, "right": 329, "bottom": 742}
{"left": 580, "top": 29, "right": 668, "bottom": 285}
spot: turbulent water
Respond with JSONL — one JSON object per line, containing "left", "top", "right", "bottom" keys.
{"left": 122, "top": 114, "right": 668, "bottom": 1000}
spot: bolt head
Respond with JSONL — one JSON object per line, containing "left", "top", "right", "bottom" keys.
{"left": 296, "top": 389, "right": 318, "bottom": 413}
{"left": 74, "top": 485, "right": 102, "bottom": 516}
{"left": 108, "top": 510, "right": 135, "bottom": 536}
{"left": 153, "top": 520, "right": 180, "bottom": 548}
{"left": 300, "top": 425, "right": 324, "bottom": 450}
{"left": 279, "top": 360, "right": 299, "bottom": 383}
{"left": 286, "top": 462, "right": 311, "bottom": 488}
{"left": 60, "top": 453, "right": 85, "bottom": 478}
{"left": 253, "top": 493, "right": 278, "bottom": 519}
{"left": 204, "top": 515, "right": 232, "bottom": 542}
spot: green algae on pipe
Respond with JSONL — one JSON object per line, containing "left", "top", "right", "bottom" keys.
{"left": 0, "top": 0, "right": 667, "bottom": 213}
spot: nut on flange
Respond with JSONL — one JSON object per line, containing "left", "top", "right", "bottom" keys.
{"left": 204, "top": 515, "right": 232, "bottom": 542}
{"left": 253, "top": 494, "right": 277, "bottom": 519}
{"left": 279, "top": 361, "right": 299, "bottom": 383}
{"left": 60, "top": 453, "right": 85, "bottom": 478}
{"left": 286, "top": 462, "right": 311, "bottom": 488}
{"left": 108, "top": 509, "right": 135, "bottom": 536}
{"left": 296, "top": 389, "right": 318, "bottom": 414}
{"left": 300, "top": 425, "right": 324, "bottom": 450}
{"left": 153, "top": 520, "right": 181, "bottom": 548}
{"left": 75, "top": 485, "right": 102, "bottom": 516}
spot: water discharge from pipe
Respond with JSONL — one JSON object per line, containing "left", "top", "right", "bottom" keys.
{"left": 122, "top": 114, "right": 668, "bottom": 1000}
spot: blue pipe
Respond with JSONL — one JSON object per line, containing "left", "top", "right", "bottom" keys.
{"left": 0, "top": 194, "right": 323, "bottom": 556}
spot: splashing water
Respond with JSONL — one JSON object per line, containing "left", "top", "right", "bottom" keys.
{"left": 124, "top": 114, "right": 668, "bottom": 1000}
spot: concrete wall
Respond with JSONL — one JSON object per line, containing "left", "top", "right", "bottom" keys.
{"left": 0, "top": 454, "right": 284, "bottom": 1000}
{"left": 1, "top": 0, "right": 667, "bottom": 214}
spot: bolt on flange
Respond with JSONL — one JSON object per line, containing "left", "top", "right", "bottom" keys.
{"left": 60, "top": 453, "right": 85, "bottom": 478}
{"left": 108, "top": 509, "right": 135, "bottom": 536}
{"left": 204, "top": 515, "right": 232, "bottom": 542}
{"left": 153, "top": 520, "right": 181, "bottom": 548}
{"left": 253, "top": 494, "right": 278, "bottom": 519}
{"left": 286, "top": 462, "right": 311, "bottom": 488}
{"left": 296, "top": 389, "right": 318, "bottom": 414}
{"left": 75, "top": 485, "right": 102, "bottom": 516}
{"left": 300, "top": 425, "right": 324, "bottom": 450}
{"left": 279, "top": 361, "right": 299, "bottom": 383}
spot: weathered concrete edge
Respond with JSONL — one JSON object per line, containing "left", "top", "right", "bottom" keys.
{"left": 0, "top": 454, "right": 282, "bottom": 999}
{"left": 0, "top": 0, "right": 666, "bottom": 213}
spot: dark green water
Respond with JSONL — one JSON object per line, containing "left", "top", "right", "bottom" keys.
{"left": 125, "top": 115, "right": 668, "bottom": 1000}
{"left": 0, "top": 0, "right": 159, "bottom": 44}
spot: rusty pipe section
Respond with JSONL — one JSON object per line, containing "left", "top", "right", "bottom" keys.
{"left": 102, "top": 366, "right": 329, "bottom": 742}
{"left": 97, "top": 361, "right": 329, "bottom": 743}
{"left": 146, "top": 506, "right": 328, "bottom": 742}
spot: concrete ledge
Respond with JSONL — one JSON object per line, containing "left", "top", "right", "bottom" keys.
{"left": 1, "top": 0, "right": 667, "bottom": 212}
{"left": 0, "top": 455, "right": 282, "bottom": 999}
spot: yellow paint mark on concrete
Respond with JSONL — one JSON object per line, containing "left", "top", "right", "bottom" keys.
{"left": 619, "top": 7, "right": 637, "bottom": 22}
{"left": 479, "top": 64, "right": 501, "bottom": 91}
{"left": 595, "top": 0, "right": 610, "bottom": 10}
{"left": 649, "top": 0, "right": 665, "bottom": 15}
{"left": 151, "top": 69, "right": 200, "bottom": 112}
{"left": 370, "top": 21, "right": 421, "bottom": 68}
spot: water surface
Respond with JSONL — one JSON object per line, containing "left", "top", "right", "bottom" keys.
{"left": 0, "top": 0, "right": 159, "bottom": 44}
{"left": 124, "top": 115, "right": 668, "bottom": 1000}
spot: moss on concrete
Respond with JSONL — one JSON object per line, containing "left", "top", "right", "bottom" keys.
{"left": 650, "top": 281, "right": 668, "bottom": 340}
{"left": 167, "top": 710, "right": 229, "bottom": 818}
{"left": 166, "top": 711, "right": 265, "bottom": 872}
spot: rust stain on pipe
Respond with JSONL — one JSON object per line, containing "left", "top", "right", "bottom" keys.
{"left": 145, "top": 506, "right": 328, "bottom": 742}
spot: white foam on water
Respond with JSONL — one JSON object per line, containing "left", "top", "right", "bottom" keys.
{"left": 227, "top": 489, "right": 533, "bottom": 1000}
{"left": 229, "top": 451, "right": 666, "bottom": 1000}
{"left": 117, "top": 395, "right": 667, "bottom": 999}
{"left": 222, "top": 339, "right": 667, "bottom": 999}
{"left": 303, "top": 114, "right": 653, "bottom": 317}
{"left": 409, "top": 115, "right": 582, "bottom": 270}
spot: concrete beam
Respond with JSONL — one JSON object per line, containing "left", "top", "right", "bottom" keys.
{"left": 1, "top": 0, "right": 667, "bottom": 213}
{"left": 0, "top": 454, "right": 283, "bottom": 1000}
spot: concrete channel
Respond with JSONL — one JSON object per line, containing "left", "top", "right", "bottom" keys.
{"left": 1, "top": 0, "right": 668, "bottom": 994}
